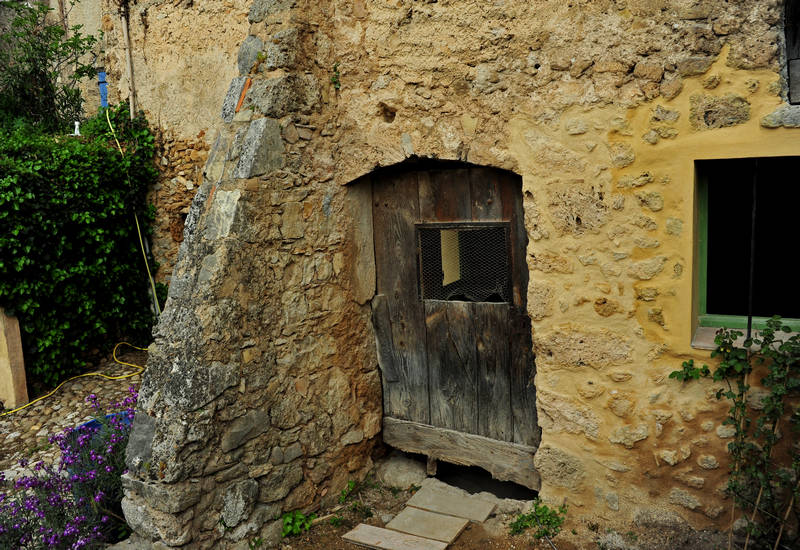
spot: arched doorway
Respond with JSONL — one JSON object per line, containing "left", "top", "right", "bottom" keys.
{"left": 359, "top": 160, "right": 541, "bottom": 489}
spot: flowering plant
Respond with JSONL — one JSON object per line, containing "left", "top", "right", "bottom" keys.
{"left": 0, "top": 386, "right": 137, "bottom": 549}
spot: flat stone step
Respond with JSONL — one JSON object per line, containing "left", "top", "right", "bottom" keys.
{"left": 406, "top": 485, "right": 496, "bottom": 523}
{"left": 385, "top": 507, "right": 468, "bottom": 544}
{"left": 342, "top": 524, "right": 448, "bottom": 550}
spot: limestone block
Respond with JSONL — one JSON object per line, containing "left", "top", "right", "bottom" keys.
{"left": 238, "top": 35, "right": 264, "bottom": 75}
{"left": 121, "top": 475, "right": 201, "bottom": 514}
{"left": 162, "top": 360, "right": 240, "bottom": 412}
{"left": 264, "top": 28, "right": 298, "bottom": 71}
{"left": 677, "top": 56, "right": 713, "bottom": 76}
{"left": 234, "top": 118, "right": 284, "bottom": 179}
{"left": 633, "top": 508, "right": 687, "bottom": 529}
{"left": 617, "top": 172, "right": 653, "bottom": 189}
{"left": 248, "top": 0, "right": 295, "bottom": 23}
{"left": 221, "top": 409, "right": 270, "bottom": 452}
{"left": 627, "top": 256, "right": 667, "bottom": 280}
{"left": 533, "top": 445, "right": 585, "bottom": 491}
{"left": 697, "top": 455, "right": 719, "bottom": 470}
{"left": 257, "top": 463, "right": 304, "bottom": 503}
{"left": 121, "top": 492, "right": 193, "bottom": 546}
{"left": 375, "top": 452, "right": 427, "bottom": 489}
{"left": 535, "top": 328, "right": 631, "bottom": 369}
{"left": 126, "top": 412, "right": 156, "bottom": 473}
{"left": 608, "top": 424, "right": 649, "bottom": 448}
{"left": 668, "top": 487, "right": 700, "bottom": 510}
{"left": 0, "top": 309, "right": 27, "bottom": 410}
{"left": 222, "top": 479, "right": 259, "bottom": 527}
{"left": 716, "top": 424, "right": 736, "bottom": 439}
{"left": 205, "top": 190, "right": 241, "bottom": 241}
{"left": 608, "top": 143, "right": 635, "bottom": 168}
{"left": 280, "top": 202, "right": 304, "bottom": 239}
{"left": 221, "top": 77, "right": 249, "bottom": 123}
{"left": 660, "top": 76, "right": 683, "bottom": 100}
{"left": 761, "top": 105, "right": 800, "bottom": 129}
{"left": 245, "top": 75, "right": 319, "bottom": 118}
{"left": 689, "top": 94, "right": 750, "bottom": 130}
{"left": 537, "top": 389, "right": 600, "bottom": 439}
{"left": 634, "top": 61, "right": 664, "bottom": 81}
{"left": 665, "top": 217, "right": 683, "bottom": 236}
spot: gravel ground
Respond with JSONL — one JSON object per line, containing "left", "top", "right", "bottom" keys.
{"left": 0, "top": 349, "right": 145, "bottom": 485}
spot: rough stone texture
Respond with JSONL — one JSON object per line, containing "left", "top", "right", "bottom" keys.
{"left": 374, "top": 452, "right": 428, "bottom": 489}
{"left": 609, "top": 424, "right": 649, "bottom": 449}
{"left": 761, "top": 105, "right": 800, "bottom": 128}
{"left": 238, "top": 35, "right": 264, "bottom": 75}
{"left": 222, "top": 480, "right": 259, "bottom": 527}
{"left": 689, "top": 94, "right": 750, "bottom": 130}
{"left": 234, "top": 118, "right": 284, "bottom": 178}
{"left": 669, "top": 488, "right": 701, "bottom": 511}
{"left": 533, "top": 445, "right": 585, "bottom": 491}
{"left": 100, "top": 0, "right": 796, "bottom": 545}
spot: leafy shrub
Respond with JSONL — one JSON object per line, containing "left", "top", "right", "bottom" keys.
{"left": 509, "top": 499, "right": 567, "bottom": 540}
{"left": 0, "top": 0, "right": 97, "bottom": 133}
{"left": 0, "top": 104, "right": 158, "bottom": 389}
{"left": 0, "top": 386, "right": 138, "bottom": 548}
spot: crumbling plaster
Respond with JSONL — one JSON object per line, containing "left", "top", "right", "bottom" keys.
{"left": 96, "top": 0, "right": 800, "bottom": 547}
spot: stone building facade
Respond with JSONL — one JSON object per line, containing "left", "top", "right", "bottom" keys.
{"left": 69, "top": 0, "right": 800, "bottom": 547}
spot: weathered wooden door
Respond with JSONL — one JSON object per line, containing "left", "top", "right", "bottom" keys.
{"left": 370, "top": 164, "right": 540, "bottom": 489}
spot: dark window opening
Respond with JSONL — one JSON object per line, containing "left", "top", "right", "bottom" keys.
{"left": 786, "top": 1, "right": 800, "bottom": 104}
{"left": 418, "top": 224, "right": 511, "bottom": 303}
{"left": 699, "top": 157, "right": 800, "bottom": 321}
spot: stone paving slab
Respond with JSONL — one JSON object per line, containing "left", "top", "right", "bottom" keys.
{"left": 406, "top": 484, "right": 496, "bottom": 523}
{"left": 385, "top": 507, "right": 468, "bottom": 544}
{"left": 343, "top": 524, "right": 448, "bottom": 550}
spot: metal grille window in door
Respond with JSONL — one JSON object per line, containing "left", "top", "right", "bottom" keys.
{"left": 417, "top": 223, "right": 511, "bottom": 303}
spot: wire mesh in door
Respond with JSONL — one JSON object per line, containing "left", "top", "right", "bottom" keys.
{"left": 418, "top": 224, "right": 511, "bottom": 303}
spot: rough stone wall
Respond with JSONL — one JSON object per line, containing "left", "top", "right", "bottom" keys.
{"left": 118, "top": 0, "right": 800, "bottom": 547}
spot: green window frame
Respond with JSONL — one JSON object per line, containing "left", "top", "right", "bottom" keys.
{"left": 696, "top": 163, "right": 800, "bottom": 332}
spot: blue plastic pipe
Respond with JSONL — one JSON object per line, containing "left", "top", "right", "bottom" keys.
{"left": 97, "top": 68, "right": 108, "bottom": 108}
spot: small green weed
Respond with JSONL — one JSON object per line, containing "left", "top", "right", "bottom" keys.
{"left": 330, "top": 62, "right": 341, "bottom": 90}
{"left": 329, "top": 515, "right": 343, "bottom": 527}
{"left": 388, "top": 486, "right": 402, "bottom": 497}
{"left": 339, "top": 480, "right": 357, "bottom": 504}
{"left": 281, "top": 510, "right": 316, "bottom": 537}
{"left": 509, "top": 499, "right": 567, "bottom": 540}
{"left": 248, "top": 536, "right": 264, "bottom": 549}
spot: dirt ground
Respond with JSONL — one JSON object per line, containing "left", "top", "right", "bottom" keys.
{"left": 276, "top": 476, "right": 729, "bottom": 550}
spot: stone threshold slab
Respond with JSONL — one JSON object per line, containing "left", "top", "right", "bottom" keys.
{"left": 385, "top": 507, "right": 468, "bottom": 544}
{"left": 343, "top": 523, "right": 448, "bottom": 550}
{"left": 406, "top": 484, "right": 496, "bottom": 523}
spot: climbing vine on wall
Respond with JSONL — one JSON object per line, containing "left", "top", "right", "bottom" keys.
{"left": 670, "top": 317, "right": 800, "bottom": 549}
{"left": 0, "top": 104, "right": 158, "bottom": 389}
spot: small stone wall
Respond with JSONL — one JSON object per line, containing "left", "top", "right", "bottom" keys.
{"left": 116, "top": 1, "right": 800, "bottom": 548}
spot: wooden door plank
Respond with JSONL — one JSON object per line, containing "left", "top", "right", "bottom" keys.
{"left": 386, "top": 507, "right": 468, "bottom": 543}
{"left": 510, "top": 314, "right": 540, "bottom": 448}
{"left": 418, "top": 169, "right": 471, "bottom": 221}
{"left": 474, "top": 303, "right": 512, "bottom": 442}
{"left": 383, "top": 417, "right": 540, "bottom": 490}
{"left": 407, "top": 485, "right": 496, "bottom": 523}
{"left": 425, "top": 301, "right": 478, "bottom": 434}
{"left": 345, "top": 177, "right": 376, "bottom": 304}
{"left": 373, "top": 173, "right": 429, "bottom": 423}
{"left": 371, "top": 295, "right": 399, "bottom": 383}
{"left": 342, "top": 524, "right": 447, "bottom": 550}
{"left": 470, "top": 168, "right": 503, "bottom": 220}
{"left": 499, "top": 173, "right": 528, "bottom": 309}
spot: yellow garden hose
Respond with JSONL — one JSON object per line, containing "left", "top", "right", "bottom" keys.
{"left": 0, "top": 342, "right": 146, "bottom": 417}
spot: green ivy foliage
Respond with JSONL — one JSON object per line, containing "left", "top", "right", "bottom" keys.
{"left": 0, "top": 104, "right": 158, "bottom": 389}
